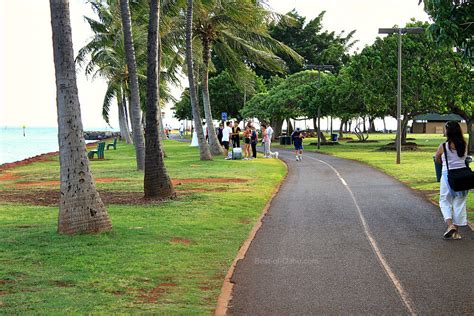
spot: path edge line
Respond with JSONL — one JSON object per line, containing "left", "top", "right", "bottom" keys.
{"left": 214, "top": 159, "right": 289, "bottom": 316}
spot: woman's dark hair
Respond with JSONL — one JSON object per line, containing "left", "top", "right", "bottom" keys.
{"left": 445, "top": 121, "right": 466, "bottom": 157}
{"left": 261, "top": 124, "right": 266, "bottom": 129}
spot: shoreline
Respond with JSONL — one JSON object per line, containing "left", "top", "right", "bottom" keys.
{"left": 0, "top": 141, "right": 99, "bottom": 172}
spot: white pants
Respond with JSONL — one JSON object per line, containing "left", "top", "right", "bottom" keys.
{"left": 439, "top": 174, "right": 468, "bottom": 226}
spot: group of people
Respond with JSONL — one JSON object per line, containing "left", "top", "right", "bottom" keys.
{"left": 218, "top": 121, "right": 276, "bottom": 160}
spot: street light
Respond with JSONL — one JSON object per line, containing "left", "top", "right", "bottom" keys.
{"left": 306, "top": 64, "right": 335, "bottom": 149}
{"left": 378, "top": 27, "right": 424, "bottom": 164}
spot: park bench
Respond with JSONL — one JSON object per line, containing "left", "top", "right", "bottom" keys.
{"left": 88, "top": 142, "right": 105, "bottom": 159}
{"left": 106, "top": 138, "right": 117, "bottom": 150}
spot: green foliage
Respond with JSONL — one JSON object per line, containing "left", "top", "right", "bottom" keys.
{"left": 420, "top": 0, "right": 473, "bottom": 60}
{"left": 173, "top": 70, "right": 265, "bottom": 120}
{"left": 263, "top": 10, "right": 356, "bottom": 75}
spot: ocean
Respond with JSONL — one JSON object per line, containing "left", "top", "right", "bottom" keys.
{"left": 0, "top": 127, "right": 116, "bottom": 165}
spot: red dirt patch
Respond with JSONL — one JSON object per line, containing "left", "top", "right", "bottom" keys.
{"left": 0, "top": 189, "right": 170, "bottom": 206}
{"left": 0, "top": 172, "right": 19, "bottom": 181}
{"left": 170, "top": 237, "right": 192, "bottom": 245}
{"left": 10, "top": 177, "right": 125, "bottom": 188}
{"left": 137, "top": 283, "right": 177, "bottom": 304}
{"left": 172, "top": 178, "right": 248, "bottom": 185}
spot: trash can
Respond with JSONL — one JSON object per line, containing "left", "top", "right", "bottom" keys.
{"left": 331, "top": 133, "right": 338, "bottom": 142}
{"left": 433, "top": 155, "right": 442, "bottom": 182}
{"left": 279, "top": 136, "right": 291, "bottom": 145}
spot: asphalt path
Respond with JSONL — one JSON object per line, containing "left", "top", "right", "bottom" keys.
{"left": 229, "top": 149, "right": 473, "bottom": 315}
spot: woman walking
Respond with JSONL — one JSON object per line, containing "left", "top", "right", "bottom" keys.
{"left": 434, "top": 121, "right": 469, "bottom": 240}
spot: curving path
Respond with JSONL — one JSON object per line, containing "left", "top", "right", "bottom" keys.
{"left": 229, "top": 150, "right": 473, "bottom": 315}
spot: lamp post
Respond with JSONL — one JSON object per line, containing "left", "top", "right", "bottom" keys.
{"left": 378, "top": 27, "right": 423, "bottom": 164}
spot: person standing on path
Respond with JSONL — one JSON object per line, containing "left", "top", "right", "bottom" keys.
{"left": 217, "top": 123, "right": 224, "bottom": 146}
{"left": 179, "top": 123, "right": 185, "bottom": 138}
{"left": 291, "top": 128, "right": 305, "bottom": 161}
{"left": 266, "top": 123, "right": 274, "bottom": 155}
{"left": 232, "top": 121, "right": 241, "bottom": 148}
{"left": 222, "top": 121, "right": 232, "bottom": 159}
{"left": 251, "top": 124, "right": 258, "bottom": 159}
{"left": 243, "top": 123, "right": 252, "bottom": 160}
{"left": 261, "top": 124, "right": 270, "bottom": 158}
{"left": 435, "top": 121, "right": 469, "bottom": 240}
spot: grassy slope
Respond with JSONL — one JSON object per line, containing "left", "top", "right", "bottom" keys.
{"left": 274, "top": 133, "right": 473, "bottom": 221}
{"left": 0, "top": 141, "right": 286, "bottom": 313}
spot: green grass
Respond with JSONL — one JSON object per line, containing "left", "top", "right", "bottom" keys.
{"left": 0, "top": 141, "right": 286, "bottom": 313}
{"left": 274, "top": 133, "right": 473, "bottom": 221}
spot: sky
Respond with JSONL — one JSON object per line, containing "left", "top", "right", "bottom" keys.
{"left": 0, "top": 0, "right": 430, "bottom": 129}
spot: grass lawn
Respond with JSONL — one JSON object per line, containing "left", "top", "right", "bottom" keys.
{"left": 0, "top": 141, "right": 286, "bottom": 313}
{"left": 273, "top": 133, "right": 473, "bottom": 221}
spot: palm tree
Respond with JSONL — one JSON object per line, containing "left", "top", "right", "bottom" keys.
{"left": 186, "top": 0, "right": 213, "bottom": 160}
{"left": 50, "top": 0, "right": 112, "bottom": 234}
{"left": 144, "top": 0, "right": 176, "bottom": 198}
{"left": 76, "top": 1, "right": 133, "bottom": 144}
{"left": 192, "top": 0, "right": 302, "bottom": 156}
{"left": 119, "top": 0, "right": 146, "bottom": 170}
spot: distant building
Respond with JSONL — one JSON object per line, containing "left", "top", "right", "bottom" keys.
{"left": 412, "top": 113, "right": 467, "bottom": 134}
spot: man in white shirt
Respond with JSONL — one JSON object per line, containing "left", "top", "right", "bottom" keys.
{"left": 222, "top": 121, "right": 232, "bottom": 159}
{"left": 266, "top": 124, "right": 274, "bottom": 155}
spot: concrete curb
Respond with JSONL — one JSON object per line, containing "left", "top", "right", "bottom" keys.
{"left": 214, "top": 159, "right": 289, "bottom": 316}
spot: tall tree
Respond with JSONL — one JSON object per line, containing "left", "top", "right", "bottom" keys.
{"left": 50, "top": 0, "right": 112, "bottom": 234}
{"left": 120, "top": 0, "right": 146, "bottom": 170}
{"left": 76, "top": 0, "right": 133, "bottom": 144}
{"left": 193, "top": 0, "right": 302, "bottom": 156}
{"left": 144, "top": 0, "right": 176, "bottom": 198}
{"left": 186, "top": 0, "right": 212, "bottom": 160}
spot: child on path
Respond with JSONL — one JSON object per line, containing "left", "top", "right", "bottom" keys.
{"left": 434, "top": 121, "right": 469, "bottom": 240}
{"left": 291, "top": 128, "right": 305, "bottom": 161}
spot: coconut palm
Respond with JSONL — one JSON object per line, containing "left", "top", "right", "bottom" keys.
{"left": 192, "top": 0, "right": 302, "bottom": 156}
{"left": 76, "top": 1, "right": 133, "bottom": 144}
{"left": 144, "top": 0, "right": 176, "bottom": 198}
{"left": 119, "top": 0, "right": 146, "bottom": 170}
{"left": 50, "top": 0, "right": 112, "bottom": 234}
{"left": 186, "top": 0, "right": 213, "bottom": 160}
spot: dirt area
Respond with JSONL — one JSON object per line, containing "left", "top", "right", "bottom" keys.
{"left": 0, "top": 173, "right": 19, "bottom": 181}
{"left": 6, "top": 177, "right": 128, "bottom": 189}
{"left": 137, "top": 283, "right": 177, "bottom": 304}
{"left": 0, "top": 190, "right": 167, "bottom": 206}
{"left": 170, "top": 237, "right": 192, "bottom": 245}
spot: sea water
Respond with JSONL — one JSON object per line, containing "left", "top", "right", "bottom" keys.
{"left": 0, "top": 127, "right": 59, "bottom": 164}
{"left": 0, "top": 127, "right": 116, "bottom": 165}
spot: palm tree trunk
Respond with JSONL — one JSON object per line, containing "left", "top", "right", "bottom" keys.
{"left": 201, "top": 39, "right": 223, "bottom": 156}
{"left": 50, "top": 0, "right": 111, "bottom": 234}
{"left": 118, "top": 90, "right": 133, "bottom": 144}
{"left": 144, "top": 0, "right": 175, "bottom": 199}
{"left": 119, "top": 0, "right": 145, "bottom": 170}
{"left": 185, "top": 0, "right": 212, "bottom": 160}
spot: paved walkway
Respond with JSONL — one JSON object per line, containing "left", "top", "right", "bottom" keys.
{"left": 229, "top": 150, "right": 473, "bottom": 315}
